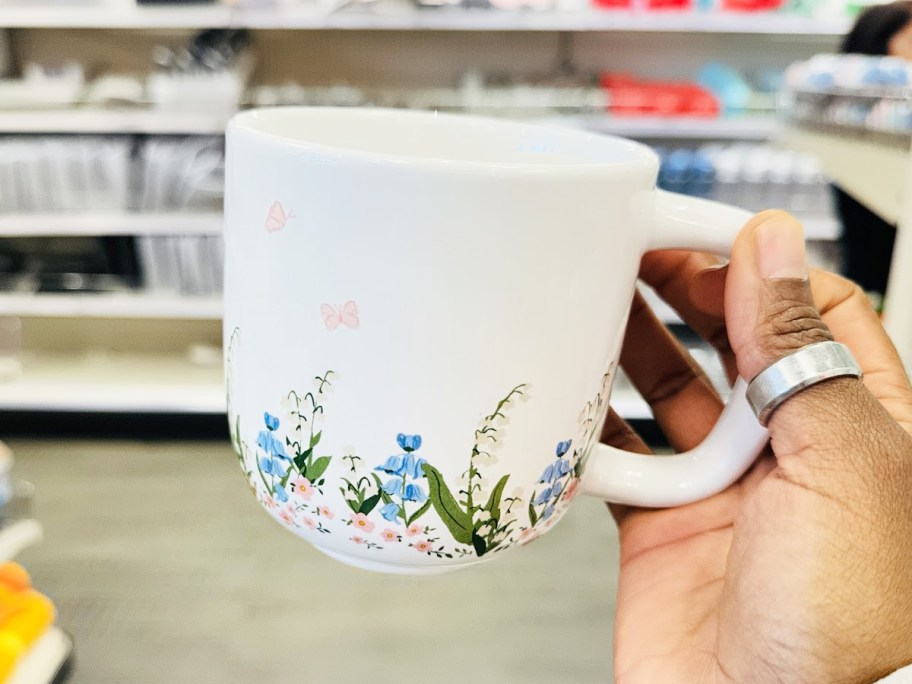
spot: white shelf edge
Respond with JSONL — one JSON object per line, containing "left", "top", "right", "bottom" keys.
{"left": 0, "top": 519, "right": 43, "bottom": 563}
{"left": 0, "top": 354, "right": 661, "bottom": 419}
{"left": 0, "top": 108, "right": 230, "bottom": 135}
{"left": 8, "top": 626, "right": 72, "bottom": 684}
{"left": 0, "top": 212, "right": 222, "bottom": 237}
{"left": 0, "top": 293, "right": 223, "bottom": 320}
{"left": 0, "top": 108, "right": 779, "bottom": 139}
{"left": 558, "top": 114, "right": 779, "bottom": 140}
{"left": 0, "top": 5, "right": 850, "bottom": 33}
{"left": 0, "top": 355, "right": 225, "bottom": 413}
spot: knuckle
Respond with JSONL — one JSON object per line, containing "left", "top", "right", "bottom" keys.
{"left": 642, "top": 367, "right": 704, "bottom": 406}
{"left": 758, "top": 296, "right": 833, "bottom": 356}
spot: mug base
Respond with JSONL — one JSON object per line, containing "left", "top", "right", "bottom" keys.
{"left": 314, "top": 546, "right": 480, "bottom": 575}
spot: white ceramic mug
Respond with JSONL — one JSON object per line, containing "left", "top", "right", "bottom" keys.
{"left": 224, "top": 107, "right": 769, "bottom": 574}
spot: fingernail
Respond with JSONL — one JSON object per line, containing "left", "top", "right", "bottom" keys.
{"left": 704, "top": 257, "right": 730, "bottom": 271}
{"left": 755, "top": 217, "right": 807, "bottom": 279}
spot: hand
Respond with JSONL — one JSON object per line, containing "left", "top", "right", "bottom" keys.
{"left": 605, "top": 211, "right": 912, "bottom": 683}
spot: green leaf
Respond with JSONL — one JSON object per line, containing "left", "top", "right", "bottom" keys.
{"left": 422, "top": 463, "right": 473, "bottom": 545}
{"left": 406, "top": 499, "right": 432, "bottom": 526}
{"left": 293, "top": 448, "right": 313, "bottom": 473}
{"left": 372, "top": 473, "right": 394, "bottom": 505}
{"left": 307, "top": 455, "right": 331, "bottom": 482}
{"left": 471, "top": 531, "right": 487, "bottom": 557}
{"left": 310, "top": 430, "right": 323, "bottom": 448}
{"left": 483, "top": 474, "right": 510, "bottom": 521}
{"left": 528, "top": 500, "right": 538, "bottom": 527}
{"left": 359, "top": 493, "right": 382, "bottom": 515}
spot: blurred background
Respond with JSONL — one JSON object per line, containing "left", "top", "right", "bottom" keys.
{"left": 0, "top": 0, "right": 911, "bottom": 680}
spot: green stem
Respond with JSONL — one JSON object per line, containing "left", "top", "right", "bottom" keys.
{"left": 399, "top": 471, "right": 408, "bottom": 525}
{"left": 279, "top": 465, "right": 293, "bottom": 489}
{"left": 256, "top": 458, "right": 272, "bottom": 497}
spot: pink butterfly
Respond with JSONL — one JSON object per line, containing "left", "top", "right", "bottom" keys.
{"left": 265, "top": 201, "right": 294, "bottom": 232}
{"left": 321, "top": 301, "right": 360, "bottom": 331}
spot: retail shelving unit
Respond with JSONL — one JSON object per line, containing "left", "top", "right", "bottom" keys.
{"left": 0, "top": 3, "right": 850, "bottom": 32}
{"left": 0, "top": 2, "right": 845, "bottom": 418}
{"left": 782, "top": 124, "right": 912, "bottom": 374}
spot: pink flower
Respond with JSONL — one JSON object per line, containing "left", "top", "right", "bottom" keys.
{"left": 278, "top": 507, "right": 295, "bottom": 526}
{"left": 351, "top": 535, "right": 365, "bottom": 544}
{"left": 303, "top": 517, "right": 316, "bottom": 530}
{"left": 318, "top": 505, "right": 334, "bottom": 520}
{"left": 260, "top": 494, "right": 278, "bottom": 510}
{"left": 562, "top": 477, "right": 581, "bottom": 502}
{"left": 349, "top": 513, "right": 375, "bottom": 533}
{"left": 413, "top": 539, "right": 432, "bottom": 553}
{"left": 290, "top": 476, "right": 315, "bottom": 501}
{"left": 380, "top": 528, "right": 398, "bottom": 542}
{"left": 405, "top": 523, "right": 422, "bottom": 537}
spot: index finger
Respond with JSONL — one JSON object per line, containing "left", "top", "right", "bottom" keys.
{"left": 639, "top": 249, "right": 736, "bottom": 380}
{"left": 809, "top": 268, "right": 912, "bottom": 433}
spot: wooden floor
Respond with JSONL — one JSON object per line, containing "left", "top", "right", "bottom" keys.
{"left": 9, "top": 438, "right": 619, "bottom": 683}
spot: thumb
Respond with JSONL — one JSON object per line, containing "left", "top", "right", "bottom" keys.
{"left": 726, "top": 210, "right": 833, "bottom": 384}
{"left": 724, "top": 211, "right": 902, "bottom": 474}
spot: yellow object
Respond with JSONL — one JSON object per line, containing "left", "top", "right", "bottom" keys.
{"left": 0, "top": 564, "right": 57, "bottom": 682}
{"left": 0, "top": 565, "right": 31, "bottom": 593}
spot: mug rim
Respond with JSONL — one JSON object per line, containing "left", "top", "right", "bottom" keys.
{"left": 228, "top": 106, "right": 658, "bottom": 175}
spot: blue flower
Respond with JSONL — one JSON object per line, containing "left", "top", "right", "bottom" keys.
{"left": 375, "top": 453, "right": 427, "bottom": 479}
{"left": 375, "top": 454, "right": 404, "bottom": 475}
{"left": 259, "top": 456, "right": 277, "bottom": 476}
{"left": 538, "top": 463, "right": 556, "bottom": 484}
{"left": 257, "top": 430, "right": 290, "bottom": 461}
{"left": 403, "top": 483, "right": 427, "bottom": 503}
{"left": 264, "top": 412, "right": 280, "bottom": 431}
{"left": 534, "top": 487, "right": 553, "bottom": 506}
{"left": 555, "top": 458, "right": 572, "bottom": 479}
{"left": 556, "top": 439, "right": 572, "bottom": 457}
{"left": 397, "top": 434, "right": 422, "bottom": 452}
{"left": 380, "top": 502, "right": 400, "bottom": 521}
{"left": 541, "top": 504, "right": 555, "bottom": 520}
{"left": 404, "top": 454, "right": 427, "bottom": 479}
{"left": 550, "top": 480, "right": 564, "bottom": 501}
{"left": 274, "top": 485, "right": 289, "bottom": 503}
{"left": 382, "top": 478, "right": 402, "bottom": 496}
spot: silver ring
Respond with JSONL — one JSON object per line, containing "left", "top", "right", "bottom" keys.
{"left": 746, "top": 341, "right": 862, "bottom": 427}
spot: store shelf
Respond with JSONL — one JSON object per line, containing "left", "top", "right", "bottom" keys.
{"left": 0, "top": 108, "right": 230, "bottom": 135}
{"left": 781, "top": 126, "right": 908, "bottom": 225}
{"left": 0, "top": 353, "right": 224, "bottom": 413}
{"left": 0, "top": 293, "right": 222, "bottom": 320}
{"left": 781, "top": 124, "right": 912, "bottom": 375}
{"left": 0, "top": 107, "right": 780, "bottom": 140}
{"left": 0, "top": 519, "right": 43, "bottom": 563}
{"left": 0, "top": 3, "right": 849, "bottom": 33}
{"left": 0, "top": 212, "right": 222, "bottom": 237}
{"left": 0, "top": 351, "right": 661, "bottom": 420}
{"left": 8, "top": 626, "right": 72, "bottom": 684}
{"left": 557, "top": 114, "right": 779, "bottom": 140}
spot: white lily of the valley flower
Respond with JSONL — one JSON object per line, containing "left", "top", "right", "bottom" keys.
{"left": 476, "top": 523, "right": 493, "bottom": 537}
{"left": 491, "top": 414, "right": 511, "bottom": 428}
{"left": 477, "top": 510, "right": 492, "bottom": 523}
{"left": 474, "top": 450, "right": 498, "bottom": 467}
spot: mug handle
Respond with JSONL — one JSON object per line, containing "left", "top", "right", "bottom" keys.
{"left": 581, "top": 190, "right": 769, "bottom": 507}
